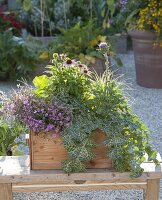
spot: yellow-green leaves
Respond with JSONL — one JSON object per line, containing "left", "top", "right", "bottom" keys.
{"left": 33, "top": 75, "right": 49, "bottom": 97}
{"left": 23, "top": 0, "right": 32, "bottom": 11}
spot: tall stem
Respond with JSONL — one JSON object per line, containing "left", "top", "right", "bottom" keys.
{"left": 40, "top": 0, "right": 44, "bottom": 37}
{"left": 90, "top": 0, "right": 93, "bottom": 19}
{"left": 62, "top": 0, "right": 67, "bottom": 29}
{"left": 104, "top": 53, "right": 110, "bottom": 70}
{"left": 44, "top": 1, "right": 52, "bottom": 37}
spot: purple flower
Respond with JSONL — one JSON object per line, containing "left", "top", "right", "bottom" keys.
{"left": 4, "top": 88, "right": 72, "bottom": 135}
{"left": 52, "top": 133, "right": 57, "bottom": 139}
{"left": 45, "top": 124, "right": 54, "bottom": 132}
{"left": 99, "top": 42, "right": 108, "bottom": 49}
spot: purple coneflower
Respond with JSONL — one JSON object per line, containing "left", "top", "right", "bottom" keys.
{"left": 63, "top": 59, "right": 76, "bottom": 67}
{"left": 80, "top": 64, "right": 90, "bottom": 75}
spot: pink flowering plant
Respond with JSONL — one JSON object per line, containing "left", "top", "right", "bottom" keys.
{"left": 4, "top": 85, "right": 72, "bottom": 135}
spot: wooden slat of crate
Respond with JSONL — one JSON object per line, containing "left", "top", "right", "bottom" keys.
{"left": 0, "top": 156, "right": 162, "bottom": 200}
{"left": 12, "top": 181, "right": 147, "bottom": 192}
{"left": 30, "top": 130, "right": 112, "bottom": 170}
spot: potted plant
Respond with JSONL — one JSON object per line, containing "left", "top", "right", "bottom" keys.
{"left": 4, "top": 43, "right": 159, "bottom": 177}
{"left": 127, "top": 0, "right": 162, "bottom": 88}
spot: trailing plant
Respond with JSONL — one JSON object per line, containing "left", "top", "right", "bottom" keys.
{"left": 5, "top": 43, "right": 159, "bottom": 177}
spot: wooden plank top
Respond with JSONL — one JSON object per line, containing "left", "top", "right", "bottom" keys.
{"left": 0, "top": 156, "right": 162, "bottom": 184}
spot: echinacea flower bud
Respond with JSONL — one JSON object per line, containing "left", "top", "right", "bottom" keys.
{"left": 53, "top": 53, "right": 59, "bottom": 59}
{"left": 99, "top": 42, "right": 108, "bottom": 49}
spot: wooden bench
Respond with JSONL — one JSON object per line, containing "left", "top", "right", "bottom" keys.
{"left": 0, "top": 156, "right": 162, "bottom": 200}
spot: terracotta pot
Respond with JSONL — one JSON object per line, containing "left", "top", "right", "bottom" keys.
{"left": 30, "top": 129, "right": 112, "bottom": 170}
{"left": 109, "top": 33, "right": 128, "bottom": 54}
{"left": 0, "top": 71, "right": 8, "bottom": 81}
{"left": 129, "top": 30, "right": 162, "bottom": 88}
{"left": 90, "top": 58, "right": 106, "bottom": 74}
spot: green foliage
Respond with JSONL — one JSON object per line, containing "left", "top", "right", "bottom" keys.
{"left": 33, "top": 51, "right": 159, "bottom": 177}
{"left": 48, "top": 21, "right": 122, "bottom": 67}
{"left": 23, "top": 0, "right": 32, "bottom": 11}
{"left": 49, "top": 21, "right": 102, "bottom": 59}
{"left": 124, "top": 0, "right": 150, "bottom": 30}
{"left": 33, "top": 54, "right": 92, "bottom": 104}
{"left": 0, "top": 118, "right": 26, "bottom": 156}
{"left": 0, "top": 31, "right": 42, "bottom": 80}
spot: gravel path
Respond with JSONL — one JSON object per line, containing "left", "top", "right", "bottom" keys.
{"left": 0, "top": 51, "right": 161, "bottom": 199}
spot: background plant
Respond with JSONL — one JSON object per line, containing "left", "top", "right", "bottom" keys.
{"left": 48, "top": 21, "right": 122, "bottom": 67}
{"left": 106, "top": 0, "right": 129, "bottom": 35}
{"left": 137, "top": 0, "right": 162, "bottom": 42}
{"left": 0, "top": 30, "right": 44, "bottom": 80}
{"left": 49, "top": 21, "right": 101, "bottom": 58}
{"left": 0, "top": 10, "right": 25, "bottom": 36}
{"left": 124, "top": 0, "right": 162, "bottom": 43}
{"left": 0, "top": 91, "right": 26, "bottom": 156}
{"left": 20, "top": 0, "right": 57, "bottom": 36}
{"left": 0, "top": 118, "right": 26, "bottom": 156}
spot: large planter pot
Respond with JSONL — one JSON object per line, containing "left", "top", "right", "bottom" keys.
{"left": 129, "top": 30, "right": 162, "bottom": 88}
{"left": 8, "top": 0, "right": 21, "bottom": 10}
{"left": 30, "top": 129, "right": 112, "bottom": 170}
{"left": 109, "top": 33, "right": 128, "bottom": 54}
{"left": 91, "top": 58, "right": 106, "bottom": 74}
{"left": 0, "top": 71, "right": 8, "bottom": 81}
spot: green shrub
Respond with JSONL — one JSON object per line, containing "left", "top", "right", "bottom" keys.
{"left": 0, "top": 31, "right": 42, "bottom": 80}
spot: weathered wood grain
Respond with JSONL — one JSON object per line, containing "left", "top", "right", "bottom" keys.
{"left": 30, "top": 130, "right": 112, "bottom": 170}
{"left": 12, "top": 181, "right": 147, "bottom": 192}
{"left": 0, "top": 184, "right": 12, "bottom": 200}
{"left": 0, "top": 156, "right": 161, "bottom": 199}
{"left": 145, "top": 179, "right": 160, "bottom": 200}
{"left": 0, "top": 156, "right": 162, "bottom": 184}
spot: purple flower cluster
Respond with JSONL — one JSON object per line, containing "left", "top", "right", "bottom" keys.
{"left": 5, "top": 90, "right": 72, "bottom": 134}
{"left": 119, "top": 0, "right": 128, "bottom": 6}
{"left": 114, "top": 0, "right": 128, "bottom": 12}
{"left": 119, "top": 0, "right": 128, "bottom": 11}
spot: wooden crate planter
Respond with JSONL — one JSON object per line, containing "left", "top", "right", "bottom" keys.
{"left": 30, "top": 130, "right": 112, "bottom": 170}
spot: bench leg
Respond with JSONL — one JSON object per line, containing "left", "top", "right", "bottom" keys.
{"left": 144, "top": 179, "right": 160, "bottom": 200}
{"left": 0, "top": 184, "right": 12, "bottom": 200}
